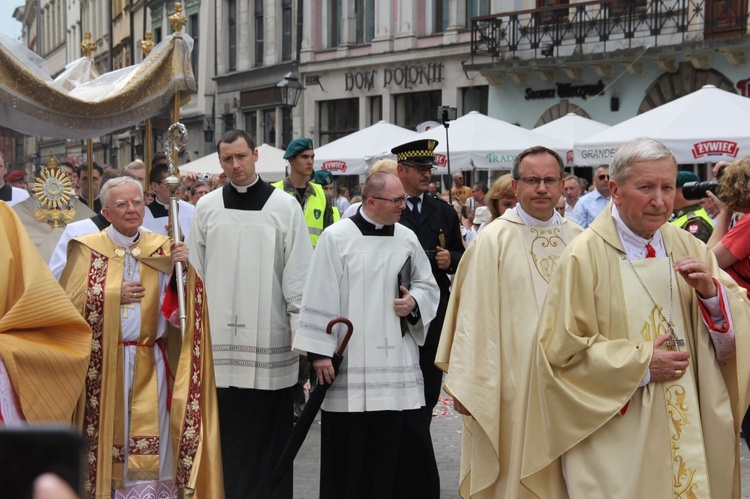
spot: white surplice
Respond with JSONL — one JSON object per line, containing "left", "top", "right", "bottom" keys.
{"left": 293, "top": 218, "right": 440, "bottom": 412}
{"left": 188, "top": 187, "right": 313, "bottom": 390}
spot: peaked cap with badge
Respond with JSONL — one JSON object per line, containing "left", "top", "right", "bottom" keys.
{"left": 391, "top": 139, "right": 439, "bottom": 166}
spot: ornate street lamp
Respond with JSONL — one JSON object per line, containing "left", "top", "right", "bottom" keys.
{"left": 277, "top": 71, "right": 305, "bottom": 148}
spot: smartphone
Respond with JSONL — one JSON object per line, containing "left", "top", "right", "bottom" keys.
{"left": 0, "top": 426, "right": 84, "bottom": 498}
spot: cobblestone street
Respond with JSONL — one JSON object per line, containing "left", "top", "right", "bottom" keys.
{"left": 293, "top": 391, "right": 750, "bottom": 498}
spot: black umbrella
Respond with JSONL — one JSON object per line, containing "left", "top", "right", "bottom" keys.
{"left": 269, "top": 317, "right": 354, "bottom": 489}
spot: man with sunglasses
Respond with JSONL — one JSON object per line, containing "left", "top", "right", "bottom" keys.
{"left": 437, "top": 146, "right": 582, "bottom": 498}
{"left": 571, "top": 165, "right": 611, "bottom": 228}
{"left": 394, "top": 138, "right": 464, "bottom": 497}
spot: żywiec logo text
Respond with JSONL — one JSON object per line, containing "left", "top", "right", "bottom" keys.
{"left": 433, "top": 154, "right": 447, "bottom": 167}
{"left": 322, "top": 161, "right": 347, "bottom": 172}
{"left": 691, "top": 140, "right": 738, "bottom": 159}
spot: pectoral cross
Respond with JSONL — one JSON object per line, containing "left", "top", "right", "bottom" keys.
{"left": 121, "top": 303, "right": 135, "bottom": 318}
{"left": 227, "top": 315, "right": 246, "bottom": 336}
{"left": 666, "top": 325, "right": 685, "bottom": 350}
{"left": 377, "top": 337, "right": 396, "bottom": 357}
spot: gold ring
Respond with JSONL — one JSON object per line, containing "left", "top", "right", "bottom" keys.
{"left": 675, "top": 369, "right": 682, "bottom": 378}
{"left": 132, "top": 292, "right": 137, "bottom": 299}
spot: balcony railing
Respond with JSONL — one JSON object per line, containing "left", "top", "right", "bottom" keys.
{"left": 471, "top": 0, "right": 749, "bottom": 63}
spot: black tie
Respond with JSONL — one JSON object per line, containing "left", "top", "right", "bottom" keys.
{"left": 408, "top": 197, "right": 421, "bottom": 218}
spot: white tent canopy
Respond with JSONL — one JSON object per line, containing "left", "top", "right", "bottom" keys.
{"left": 418, "top": 111, "right": 571, "bottom": 170}
{"left": 314, "top": 121, "right": 419, "bottom": 175}
{"left": 533, "top": 113, "right": 611, "bottom": 157}
{"left": 575, "top": 85, "right": 750, "bottom": 165}
{"left": 179, "top": 143, "right": 287, "bottom": 181}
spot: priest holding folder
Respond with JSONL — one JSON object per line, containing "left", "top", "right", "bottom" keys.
{"left": 293, "top": 171, "right": 439, "bottom": 499}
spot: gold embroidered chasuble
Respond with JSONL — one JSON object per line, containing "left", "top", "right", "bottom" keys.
{"left": 435, "top": 210, "right": 582, "bottom": 498}
{"left": 521, "top": 208, "right": 750, "bottom": 499}
{"left": 59, "top": 230, "right": 223, "bottom": 499}
{"left": 0, "top": 202, "right": 90, "bottom": 422}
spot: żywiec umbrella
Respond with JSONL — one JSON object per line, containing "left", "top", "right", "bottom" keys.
{"left": 575, "top": 84, "right": 750, "bottom": 165}
{"left": 269, "top": 317, "right": 354, "bottom": 490}
{"left": 313, "top": 121, "right": 419, "bottom": 175}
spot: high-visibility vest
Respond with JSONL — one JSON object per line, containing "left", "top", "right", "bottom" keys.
{"left": 671, "top": 207, "right": 713, "bottom": 230}
{"left": 272, "top": 180, "right": 328, "bottom": 247}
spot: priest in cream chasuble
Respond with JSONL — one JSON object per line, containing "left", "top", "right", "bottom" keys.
{"left": 60, "top": 178, "right": 223, "bottom": 499}
{"left": 293, "top": 172, "right": 439, "bottom": 498}
{"left": 521, "top": 138, "right": 750, "bottom": 499}
{"left": 435, "top": 146, "right": 582, "bottom": 499}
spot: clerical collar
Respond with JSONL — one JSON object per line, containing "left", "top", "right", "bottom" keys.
{"left": 231, "top": 175, "right": 260, "bottom": 193}
{"left": 360, "top": 208, "right": 385, "bottom": 229}
{"left": 514, "top": 204, "right": 561, "bottom": 226}
{"left": 611, "top": 204, "right": 665, "bottom": 260}
{"left": 108, "top": 224, "right": 141, "bottom": 248}
{"left": 154, "top": 197, "right": 170, "bottom": 208}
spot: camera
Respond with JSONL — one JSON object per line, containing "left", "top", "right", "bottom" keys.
{"left": 682, "top": 180, "right": 720, "bottom": 201}
{"left": 682, "top": 164, "right": 725, "bottom": 201}
{"left": 198, "top": 173, "right": 211, "bottom": 181}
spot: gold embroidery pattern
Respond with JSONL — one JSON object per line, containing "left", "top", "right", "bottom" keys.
{"left": 83, "top": 251, "right": 108, "bottom": 499}
{"left": 528, "top": 227, "right": 566, "bottom": 283}
{"left": 175, "top": 272, "right": 204, "bottom": 487}
{"left": 668, "top": 385, "right": 698, "bottom": 498}
{"left": 639, "top": 304, "right": 671, "bottom": 342}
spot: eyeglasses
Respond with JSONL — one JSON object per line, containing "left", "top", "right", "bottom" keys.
{"left": 598, "top": 174, "right": 610, "bottom": 181}
{"left": 406, "top": 164, "right": 437, "bottom": 175}
{"left": 519, "top": 177, "right": 562, "bottom": 188}
{"left": 111, "top": 200, "right": 145, "bottom": 210}
{"left": 372, "top": 195, "right": 408, "bottom": 205}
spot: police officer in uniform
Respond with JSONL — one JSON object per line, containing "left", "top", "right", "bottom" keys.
{"left": 273, "top": 138, "right": 336, "bottom": 247}
{"left": 273, "top": 138, "right": 337, "bottom": 420}
{"left": 671, "top": 170, "right": 713, "bottom": 243}
{"left": 394, "top": 138, "right": 464, "bottom": 498}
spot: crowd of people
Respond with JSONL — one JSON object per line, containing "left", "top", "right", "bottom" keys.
{"left": 1, "top": 131, "right": 750, "bottom": 499}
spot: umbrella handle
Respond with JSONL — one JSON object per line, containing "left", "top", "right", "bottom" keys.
{"left": 327, "top": 317, "right": 354, "bottom": 357}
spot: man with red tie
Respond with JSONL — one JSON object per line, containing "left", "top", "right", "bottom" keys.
{"left": 522, "top": 138, "right": 750, "bottom": 499}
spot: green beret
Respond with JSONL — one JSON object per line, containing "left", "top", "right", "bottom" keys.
{"left": 313, "top": 170, "right": 334, "bottom": 186}
{"left": 284, "top": 137, "right": 314, "bottom": 159}
{"left": 676, "top": 171, "right": 701, "bottom": 188}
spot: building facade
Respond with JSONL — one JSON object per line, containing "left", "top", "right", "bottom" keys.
{"left": 467, "top": 0, "right": 750, "bottom": 178}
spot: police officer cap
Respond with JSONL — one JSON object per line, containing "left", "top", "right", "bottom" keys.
{"left": 284, "top": 137, "right": 314, "bottom": 159}
{"left": 313, "top": 170, "right": 333, "bottom": 186}
{"left": 676, "top": 171, "right": 701, "bottom": 188}
{"left": 391, "top": 139, "right": 439, "bottom": 166}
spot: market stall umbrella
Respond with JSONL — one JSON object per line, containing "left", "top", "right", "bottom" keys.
{"left": 534, "top": 113, "right": 611, "bottom": 161}
{"left": 178, "top": 143, "right": 287, "bottom": 181}
{"left": 575, "top": 85, "right": 750, "bottom": 165}
{"left": 418, "top": 111, "right": 571, "bottom": 171}
{"left": 269, "top": 317, "right": 354, "bottom": 491}
{"left": 314, "top": 121, "right": 419, "bottom": 175}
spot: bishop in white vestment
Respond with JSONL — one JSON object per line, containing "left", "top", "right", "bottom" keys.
{"left": 294, "top": 172, "right": 439, "bottom": 499}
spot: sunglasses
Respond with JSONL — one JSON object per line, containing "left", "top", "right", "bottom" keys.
{"left": 598, "top": 174, "right": 610, "bottom": 181}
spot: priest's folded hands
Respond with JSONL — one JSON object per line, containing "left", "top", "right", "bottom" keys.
{"left": 649, "top": 333, "right": 691, "bottom": 382}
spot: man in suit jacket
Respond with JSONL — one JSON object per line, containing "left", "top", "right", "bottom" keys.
{"left": 394, "top": 138, "right": 465, "bottom": 497}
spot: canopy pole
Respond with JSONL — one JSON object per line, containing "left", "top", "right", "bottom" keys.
{"left": 86, "top": 139, "right": 94, "bottom": 210}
